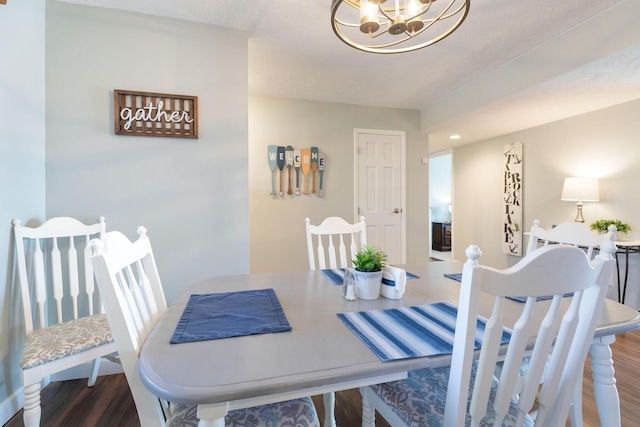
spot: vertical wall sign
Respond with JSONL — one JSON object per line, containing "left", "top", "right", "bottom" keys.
{"left": 503, "top": 142, "right": 523, "bottom": 256}
{"left": 114, "top": 89, "right": 198, "bottom": 138}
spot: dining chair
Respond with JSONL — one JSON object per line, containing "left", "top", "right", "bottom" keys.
{"left": 304, "top": 215, "right": 366, "bottom": 427}
{"left": 90, "top": 227, "right": 321, "bottom": 427}
{"left": 305, "top": 216, "right": 366, "bottom": 270}
{"left": 12, "top": 216, "right": 118, "bottom": 427}
{"left": 526, "top": 219, "right": 617, "bottom": 258}
{"left": 361, "top": 241, "right": 617, "bottom": 427}
{"left": 525, "top": 219, "right": 616, "bottom": 426}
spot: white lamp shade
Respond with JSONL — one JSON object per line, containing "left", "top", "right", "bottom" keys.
{"left": 561, "top": 177, "right": 600, "bottom": 202}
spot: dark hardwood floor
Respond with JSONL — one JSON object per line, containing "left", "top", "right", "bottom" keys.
{"left": 5, "top": 330, "right": 640, "bottom": 427}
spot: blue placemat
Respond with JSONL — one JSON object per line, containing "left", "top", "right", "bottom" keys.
{"left": 337, "top": 301, "right": 511, "bottom": 362}
{"left": 170, "top": 288, "right": 291, "bottom": 344}
{"left": 444, "top": 273, "right": 462, "bottom": 282}
{"left": 443, "top": 273, "right": 573, "bottom": 303}
{"left": 321, "top": 268, "right": 419, "bottom": 285}
{"left": 320, "top": 269, "right": 348, "bottom": 285}
{"left": 405, "top": 270, "right": 419, "bottom": 279}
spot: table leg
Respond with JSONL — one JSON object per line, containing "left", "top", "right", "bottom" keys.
{"left": 197, "top": 403, "right": 228, "bottom": 427}
{"left": 198, "top": 419, "right": 225, "bottom": 427}
{"left": 622, "top": 247, "right": 630, "bottom": 304}
{"left": 589, "top": 335, "right": 620, "bottom": 427}
{"left": 615, "top": 252, "right": 621, "bottom": 303}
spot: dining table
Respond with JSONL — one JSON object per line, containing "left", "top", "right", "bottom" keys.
{"left": 138, "top": 260, "right": 640, "bottom": 427}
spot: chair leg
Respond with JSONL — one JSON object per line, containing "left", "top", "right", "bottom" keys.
{"left": 23, "top": 382, "right": 42, "bottom": 427}
{"left": 322, "top": 392, "right": 336, "bottom": 427}
{"left": 360, "top": 387, "right": 376, "bottom": 427}
{"left": 569, "top": 370, "right": 584, "bottom": 427}
{"left": 87, "top": 357, "right": 101, "bottom": 387}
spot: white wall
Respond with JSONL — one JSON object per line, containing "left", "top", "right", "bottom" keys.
{"left": 453, "top": 98, "right": 640, "bottom": 307}
{"left": 45, "top": 2, "right": 250, "bottom": 305}
{"left": 248, "top": 96, "right": 429, "bottom": 273}
{"left": 0, "top": 0, "right": 46, "bottom": 421}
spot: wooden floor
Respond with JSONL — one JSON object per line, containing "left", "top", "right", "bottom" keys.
{"left": 5, "top": 330, "right": 640, "bottom": 427}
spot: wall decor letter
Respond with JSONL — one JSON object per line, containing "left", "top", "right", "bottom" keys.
{"left": 114, "top": 89, "right": 198, "bottom": 138}
{"left": 503, "top": 142, "right": 523, "bottom": 256}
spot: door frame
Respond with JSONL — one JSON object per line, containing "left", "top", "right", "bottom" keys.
{"left": 353, "top": 128, "right": 407, "bottom": 263}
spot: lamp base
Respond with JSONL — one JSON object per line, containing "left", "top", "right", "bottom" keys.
{"left": 575, "top": 202, "right": 585, "bottom": 223}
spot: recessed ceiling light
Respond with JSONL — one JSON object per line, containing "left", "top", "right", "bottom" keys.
{"left": 450, "top": 134, "right": 461, "bottom": 140}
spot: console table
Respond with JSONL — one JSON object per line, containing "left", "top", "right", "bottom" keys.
{"left": 614, "top": 240, "right": 640, "bottom": 305}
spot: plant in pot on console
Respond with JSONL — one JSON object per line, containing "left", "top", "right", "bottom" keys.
{"left": 590, "top": 219, "right": 631, "bottom": 235}
{"left": 352, "top": 245, "right": 388, "bottom": 300}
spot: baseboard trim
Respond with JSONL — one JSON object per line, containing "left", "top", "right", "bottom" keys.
{"left": 0, "top": 387, "right": 24, "bottom": 426}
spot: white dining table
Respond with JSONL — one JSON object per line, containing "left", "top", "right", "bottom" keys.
{"left": 138, "top": 261, "right": 640, "bottom": 427}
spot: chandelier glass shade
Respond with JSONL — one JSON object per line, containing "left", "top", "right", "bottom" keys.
{"left": 331, "top": 0, "right": 470, "bottom": 54}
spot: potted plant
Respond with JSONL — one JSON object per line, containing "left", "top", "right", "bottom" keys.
{"left": 590, "top": 219, "right": 631, "bottom": 235}
{"left": 352, "top": 245, "right": 387, "bottom": 300}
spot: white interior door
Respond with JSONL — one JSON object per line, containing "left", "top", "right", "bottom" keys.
{"left": 355, "top": 129, "right": 406, "bottom": 264}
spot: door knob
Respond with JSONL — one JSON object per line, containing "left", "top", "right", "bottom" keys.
{"left": 393, "top": 208, "right": 401, "bottom": 214}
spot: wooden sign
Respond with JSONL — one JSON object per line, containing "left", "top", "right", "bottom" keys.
{"left": 503, "top": 142, "right": 523, "bottom": 256}
{"left": 310, "top": 147, "right": 319, "bottom": 194}
{"left": 268, "top": 146, "right": 326, "bottom": 197}
{"left": 268, "top": 145, "right": 278, "bottom": 195}
{"left": 300, "top": 149, "right": 311, "bottom": 194}
{"left": 114, "top": 89, "right": 198, "bottom": 138}
{"left": 293, "top": 149, "right": 301, "bottom": 195}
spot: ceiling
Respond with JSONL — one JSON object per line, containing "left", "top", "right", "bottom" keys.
{"left": 60, "top": 0, "right": 640, "bottom": 153}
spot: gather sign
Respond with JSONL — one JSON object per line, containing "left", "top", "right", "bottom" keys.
{"left": 114, "top": 89, "right": 198, "bottom": 139}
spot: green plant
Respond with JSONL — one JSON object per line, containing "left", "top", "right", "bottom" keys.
{"left": 590, "top": 219, "right": 631, "bottom": 234}
{"left": 352, "top": 244, "right": 387, "bottom": 272}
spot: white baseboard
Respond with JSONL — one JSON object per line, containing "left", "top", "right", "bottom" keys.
{"left": 0, "top": 388, "right": 24, "bottom": 426}
{"left": 0, "top": 359, "right": 123, "bottom": 425}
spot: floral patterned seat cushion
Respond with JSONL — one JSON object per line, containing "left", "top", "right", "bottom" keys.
{"left": 21, "top": 313, "right": 113, "bottom": 369}
{"left": 368, "top": 364, "right": 534, "bottom": 427}
{"left": 168, "top": 397, "right": 320, "bottom": 427}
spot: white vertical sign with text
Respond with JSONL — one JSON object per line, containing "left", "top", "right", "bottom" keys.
{"left": 503, "top": 142, "right": 523, "bottom": 256}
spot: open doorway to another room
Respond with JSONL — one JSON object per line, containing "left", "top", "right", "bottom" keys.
{"left": 429, "top": 151, "right": 452, "bottom": 261}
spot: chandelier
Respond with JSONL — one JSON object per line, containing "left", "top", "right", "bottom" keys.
{"left": 331, "top": 0, "right": 470, "bottom": 54}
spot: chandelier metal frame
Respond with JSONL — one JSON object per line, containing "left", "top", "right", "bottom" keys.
{"left": 331, "top": 0, "right": 470, "bottom": 54}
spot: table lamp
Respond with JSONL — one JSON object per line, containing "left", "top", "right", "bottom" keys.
{"left": 561, "top": 177, "right": 599, "bottom": 223}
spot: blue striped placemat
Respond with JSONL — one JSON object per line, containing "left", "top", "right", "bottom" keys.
{"left": 320, "top": 269, "right": 347, "bottom": 285}
{"left": 443, "top": 273, "right": 572, "bottom": 303}
{"left": 337, "top": 302, "right": 511, "bottom": 362}
{"left": 321, "top": 268, "right": 419, "bottom": 285}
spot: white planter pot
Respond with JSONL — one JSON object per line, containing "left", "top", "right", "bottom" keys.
{"left": 353, "top": 270, "right": 383, "bottom": 300}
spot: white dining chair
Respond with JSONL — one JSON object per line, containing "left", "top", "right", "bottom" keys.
{"left": 525, "top": 219, "right": 616, "bottom": 426}
{"left": 526, "top": 219, "right": 616, "bottom": 258}
{"left": 12, "top": 216, "right": 118, "bottom": 427}
{"left": 361, "top": 241, "right": 617, "bottom": 427}
{"left": 90, "top": 227, "right": 321, "bottom": 427}
{"left": 305, "top": 216, "right": 366, "bottom": 271}
{"left": 304, "top": 215, "right": 366, "bottom": 427}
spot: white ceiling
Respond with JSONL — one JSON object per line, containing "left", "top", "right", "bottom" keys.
{"left": 60, "top": 0, "right": 640, "bottom": 153}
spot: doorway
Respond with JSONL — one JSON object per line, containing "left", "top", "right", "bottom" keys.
{"left": 429, "top": 151, "right": 452, "bottom": 261}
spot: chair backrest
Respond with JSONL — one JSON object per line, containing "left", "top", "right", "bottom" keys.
{"left": 526, "top": 219, "right": 616, "bottom": 259}
{"left": 90, "top": 227, "right": 168, "bottom": 427}
{"left": 12, "top": 216, "right": 106, "bottom": 334}
{"left": 445, "top": 242, "right": 617, "bottom": 427}
{"left": 305, "top": 216, "right": 366, "bottom": 270}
